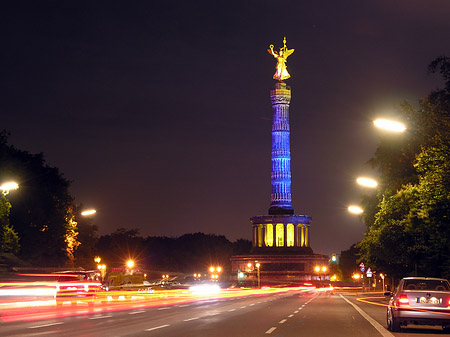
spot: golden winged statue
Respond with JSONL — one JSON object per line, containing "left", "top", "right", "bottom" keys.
{"left": 268, "top": 37, "right": 294, "bottom": 81}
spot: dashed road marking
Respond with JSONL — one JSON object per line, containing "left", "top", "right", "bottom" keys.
{"left": 294, "top": 310, "right": 299, "bottom": 313}
{"left": 29, "top": 322, "right": 63, "bottom": 329}
{"left": 89, "top": 315, "right": 112, "bottom": 320}
{"left": 145, "top": 324, "right": 170, "bottom": 331}
{"left": 184, "top": 317, "right": 199, "bottom": 321}
{"left": 129, "top": 311, "right": 146, "bottom": 315}
{"left": 279, "top": 319, "right": 287, "bottom": 324}
{"left": 265, "top": 327, "right": 277, "bottom": 334}
{"left": 249, "top": 303, "right": 255, "bottom": 306}
{"left": 228, "top": 309, "right": 236, "bottom": 312}
{"left": 288, "top": 314, "right": 294, "bottom": 317}
{"left": 158, "top": 307, "right": 170, "bottom": 310}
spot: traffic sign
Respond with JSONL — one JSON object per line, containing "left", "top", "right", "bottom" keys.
{"left": 366, "top": 267, "right": 372, "bottom": 277}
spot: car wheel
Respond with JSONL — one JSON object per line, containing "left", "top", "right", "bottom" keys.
{"left": 387, "top": 309, "right": 400, "bottom": 332}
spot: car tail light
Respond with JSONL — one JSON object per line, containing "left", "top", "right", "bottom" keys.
{"left": 397, "top": 295, "right": 409, "bottom": 306}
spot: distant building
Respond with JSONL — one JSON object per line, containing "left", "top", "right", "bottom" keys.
{"left": 231, "top": 40, "right": 328, "bottom": 286}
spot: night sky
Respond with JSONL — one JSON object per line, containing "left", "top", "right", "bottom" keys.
{"left": 2, "top": 1, "right": 450, "bottom": 256}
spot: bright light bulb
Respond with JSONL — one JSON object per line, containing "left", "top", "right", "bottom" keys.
{"left": 373, "top": 119, "right": 406, "bottom": 132}
{"left": 81, "top": 209, "right": 96, "bottom": 216}
{"left": 348, "top": 205, "right": 364, "bottom": 214}
{"left": 356, "top": 177, "right": 378, "bottom": 188}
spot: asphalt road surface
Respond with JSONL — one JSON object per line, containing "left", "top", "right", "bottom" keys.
{"left": 1, "top": 289, "right": 449, "bottom": 336}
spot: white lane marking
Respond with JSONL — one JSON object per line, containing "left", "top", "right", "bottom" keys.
{"left": 129, "top": 311, "right": 146, "bottom": 315}
{"left": 184, "top": 317, "right": 199, "bottom": 321}
{"left": 288, "top": 314, "right": 294, "bottom": 317}
{"left": 89, "top": 315, "right": 112, "bottom": 320}
{"left": 29, "top": 322, "right": 63, "bottom": 329}
{"left": 240, "top": 306, "right": 247, "bottom": 309}
{"left": 340, "top": 295, "right": 394, "bottom": 337}
{"left": 228, "top": 309, "right": 236, "bottom": 312}
{"left": 178, "top": 304, "right": 190, "bottom": 307}
{"left": 265, "top": 327, "right": 277, "bottom": 334}
{"left": 294, "top": 310, "right": 299, "bottom": 313}
{"left": 279, "top": 319, "right": 287, "bottom": 324}
{"left": 145, "top": 324, "right": 170, "bottom": 331}
{"left": 158, "top": 307, "right": 170, "bottom": 310}
{"left": 249, "top": 303, "right": 255, "bottom": 306}
{"left": 208, "top": 312, "right": 220, "bottom": 316}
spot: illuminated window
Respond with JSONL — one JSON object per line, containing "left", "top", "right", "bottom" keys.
{"left": 286, "top": 224, "right": 294, "bottom": 247}
{"left": 304, "top": 226, "right": 309, "bottom": 247}
{"left": 300, "top": 226, "right": 304, "bottom": 247}
{"left": 265, "top": 224, "right": 273, "bottom": 247}
{"left": 276, "top": 224, "right": 284, "bottom": 247}
{"left": 257, "top": 224, "right": 263, "bottom": 247}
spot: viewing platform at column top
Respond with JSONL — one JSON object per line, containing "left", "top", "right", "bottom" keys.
{"left": 270, "top": 82, "right": 291, "bottom": 97}
{"left": 250, "top": 214, "right": 312, "bottom": 225}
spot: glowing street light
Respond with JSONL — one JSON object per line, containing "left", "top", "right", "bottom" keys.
{"left": 0, "top": 182, "right": 19, "bottom": 195}
{"left": 348, "top": 205, "right": 364, "bottom": 214}
{"left": 81, "top": 209, "right": 97, "bottom": 216}
{"left": 373, "top": 119, "right": 406, "bottom": 132}
{"left": 126, "top": 260, "right": 135, "bottom": 269}
{"left": 356, "top": 177, "right": 378, "bottom": 188}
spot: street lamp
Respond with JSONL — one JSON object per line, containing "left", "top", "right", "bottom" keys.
{"left": 255, "top": 262, "right": 261, "bottom": 288}
{"left": 81, "top": 209, "right": 97, "bottom": 216}
{"left": 348, "top": 205, "right": 364, "bottom": 214}
{"left": 0, "top": 182, "right": 19, "bottom": 195}
{"left": 127, "top": 260, "right": 135, "bottom": 269}
{"left": 373, "top": 119, "right": 406, "bottom": 132}
{"left": 209, "top": 266, "right": 222, "bottom": 281}
{"left": 98, "top": 264, "right": 106, "bottom": 281}
{"left": 356, "top": 177, "right": 378, "bottom": 188}
{"left": 314, "top": 265, "right": 328, "bottom": 280}
{"left": 380, "top": 273, "right": 386, "bottom": 291}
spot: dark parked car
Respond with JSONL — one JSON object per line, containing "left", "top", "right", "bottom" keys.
{"left": 386, "top": 277, "right": 450, "bottom": 332}
{"left": 55, "top": 271, "right": 102, "bottom": 306}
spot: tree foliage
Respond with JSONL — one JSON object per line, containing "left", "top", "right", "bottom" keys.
{"left": 359, "top": 56, "right": 450, "bottom": 279}
{"left": 0, "top": 132, "right": 79, "bottom": 266}
{"left": 96, "top": 230, "right": 252, "bottom": 273}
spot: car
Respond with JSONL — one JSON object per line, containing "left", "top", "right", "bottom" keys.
{"left": 386, "top": 277, "right": 450, "bottom": 332}
{"left": 55, "top": 271, "right": 102, "bottom": 307}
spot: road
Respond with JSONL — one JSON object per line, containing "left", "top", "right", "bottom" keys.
{"left": 1, "top": 289, "right": 449, "bottom": 336}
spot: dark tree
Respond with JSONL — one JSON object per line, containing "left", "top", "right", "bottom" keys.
{"left": 0, "top": 132, "right": 77, "bottom": 266}
{"left": 359, "top": 56, "right": 450, "bottom": 279}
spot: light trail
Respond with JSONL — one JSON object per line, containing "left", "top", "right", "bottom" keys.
{"left": 0, "top": 286, "right": 312, "bottom": 323}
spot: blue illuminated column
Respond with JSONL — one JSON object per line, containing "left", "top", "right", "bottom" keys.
{"left": 269, "top": 82, "right": 294, "bottom": 215}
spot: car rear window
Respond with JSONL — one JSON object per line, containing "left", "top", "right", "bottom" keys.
{"left": 403, "top": 279, "right": 450, "bottom": 291}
